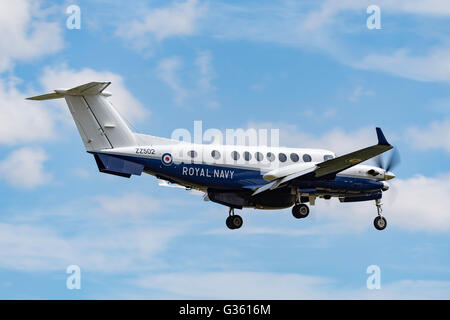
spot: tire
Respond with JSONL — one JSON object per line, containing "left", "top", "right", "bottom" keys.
{"left": 292, "top": 204, "right": 309, "bottom": 219}
{"left": 226, "top": 216, "right": 235, "bottom": 229}
{"left": 231, "top": 215, "right": 243, "bottom": 229}
{"left": 374, "top": 216, "right": 387, "bottom": 231}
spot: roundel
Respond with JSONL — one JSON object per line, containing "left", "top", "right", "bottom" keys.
{"left": 161, "top": 153, "right": 173, "bottom": 166}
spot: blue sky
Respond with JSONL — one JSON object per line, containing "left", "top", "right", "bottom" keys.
{"left": 0, "top": 0, "right": 450, "bottom": 299}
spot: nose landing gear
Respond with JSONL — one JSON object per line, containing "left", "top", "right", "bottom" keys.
{"left": 374, "top": 199, "right": 387, "bottom": 230}
{"left": 226, "top": 207, "right": 243, "bottom": 230}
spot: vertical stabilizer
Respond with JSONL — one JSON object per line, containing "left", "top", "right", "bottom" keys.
{"left": 27, "top": 82, "right": 136, "bottom": 151}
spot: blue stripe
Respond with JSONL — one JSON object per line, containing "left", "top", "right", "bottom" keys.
{"left": 95, "top": 153, "right": 384, "bottom": 192}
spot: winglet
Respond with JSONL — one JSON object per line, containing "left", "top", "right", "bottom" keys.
{"left": 376, "top": 127, "right": 390, "bottom": 146}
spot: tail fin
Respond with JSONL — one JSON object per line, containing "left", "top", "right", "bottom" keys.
{"left": 28, "top": 82, "right": 136, "bottom": 151}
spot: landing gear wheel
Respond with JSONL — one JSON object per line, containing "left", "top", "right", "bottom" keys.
{"left": 292, "top": 204, "right": 309, "bottom": 219}
{"left": 226, "top": 215, "right": 243, "bottom": 230}
{"left": 374, "top": 216, "right": 387, "bottom": 231}
{"left": 226, "top": 216, "right": 234, "bottom": 229}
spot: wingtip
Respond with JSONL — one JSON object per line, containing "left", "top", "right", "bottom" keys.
{"left": 376, "top": 127, "right": 390, "bottom": 146}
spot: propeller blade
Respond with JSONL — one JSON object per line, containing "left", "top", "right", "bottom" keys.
{"left": 386, "top": 180, "right": 398, "bottom": 205}
{"left": 374, "top": 155, "right": 384, "bottom": 169}
{"left": 386, "top": 148, "right": 401, "bottom": 172}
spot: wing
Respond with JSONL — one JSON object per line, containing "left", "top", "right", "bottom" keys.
{"left": 314, "top": 127, "right": 392, "bottom": 178}
{"left": 251, "top": 127, "right": 392, "bottom": 195}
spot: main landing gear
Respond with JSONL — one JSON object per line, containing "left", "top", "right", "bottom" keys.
{"left": 226, "top": 207, "right": 243, "bottom": 230}
{"left": 292, "top": 203, "right": 309, "bottom": 219}
{"left": 374, "top": 199, "right": 387, "bottom": 231}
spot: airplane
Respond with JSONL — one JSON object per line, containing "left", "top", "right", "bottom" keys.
{"left": 28, "top": 81, "right": 399, "bottom": 231}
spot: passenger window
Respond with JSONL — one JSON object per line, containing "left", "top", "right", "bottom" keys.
{"left": 266, "top": 152, "right": 275, "bottom": 162}
{"left": 244, "top": 151, "right": 252, "bottom": 161}
{"left": 188, "top": 150, "right": 197, "bottom": 158}
{"left": 303, "top": 154, "right": 312, "bottom": 162}
{"left": 211, "top": 150, "right": 221, "bottom": 160}
{"left": 290, "top": 153, "right": 299, "bottom": 162}
{"left": 279, "top": 153, "right": 287, "bottom": 162}
{"left": 231, "top": 151, "right": 240, "bottom": 161}
{"left": 255, "top": 152, "right": 264, "bottom": 161}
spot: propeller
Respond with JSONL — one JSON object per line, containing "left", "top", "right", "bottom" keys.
{"left": 375, "top": 148, "right": 401, "bottom": 204}
{"left": 375, "top": 148, "right": 401, "bottom": 173}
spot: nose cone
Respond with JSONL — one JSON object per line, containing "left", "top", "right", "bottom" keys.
{"left": 385, "top": 171, "right": 396, "bottom": 180}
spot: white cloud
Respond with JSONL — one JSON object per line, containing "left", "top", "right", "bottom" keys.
{"left": 355, "top": 48, "right": 450, "bottom": 83}
{"left": 157, "top": 52, "right": 218, "bottom": 107}
{"left": 0, "top": 221, "right": 180, "bottom": 272}
{"left": 0, "top": 77, "right": 57, "bottom": 144}
{"left": 116, "top": 0, "right": 205, "bottom": 50}
{"left": 304, "top": 1, "right": 450, "bottom": 82}
{"left": 349, "top": 85, "right": 374, "bottom": 102}
{"left": 195, "top": 50, "right": 215, "bottom": 93}
{"left": 135, "top": 271, "right": 450, "bottom": 299}
{"left": 39, "top": 65, "right": 149, "bottom": 123}
{"left": 96, "top": 193, "right": 161, "bottom": 218}
{"left": 156, "top": 57, "right": 189, "bottom": 106}
{"left": 299, "top": 0, "right": 450, "bottom": 29}
{"left": 407, "top": 118, "right": 450, "bottom": 153}
{"left": 137, "top": 271, "right": 333, "bottom": 299}
{"left": 72, "top": 168, "right": 90, "bottom": 179}
{"left": 201, "top": 1, "right": 450, "bottom": 83}
{"left": 386, "top": 173, "right": 450, "bottom": 232}
{"left": 366, "top": 0, "right": 450, "bottom": 17}
{"left": 0, "top": 0, "right": 63, "bottom": 72}
{"left": 0, "top": 147, "right": 51, "bottom": 189}
{"left": 195, "top": 50, "right": 219, "bottom": 108}
{"left": 315, "top": 172, "right": 450, "bottom": 233}
{"left": 0, "top": 191, "right": 184, "bottom": 272}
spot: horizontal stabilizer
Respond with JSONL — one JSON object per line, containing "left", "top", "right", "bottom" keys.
{"left": 27, "top": 82, "right": 111, "bottom": 100}
{"left": 26, "top": 92, "right": 65, "bottom": 100}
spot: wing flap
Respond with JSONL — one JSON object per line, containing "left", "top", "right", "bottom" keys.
{"left": 252, "top": 165, "right": 317, "bottom": 196}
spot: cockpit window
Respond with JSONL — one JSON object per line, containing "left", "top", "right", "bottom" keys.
{"left": 324, "top": 154, "right": 334, "bottom": 161}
